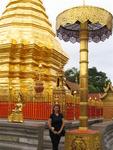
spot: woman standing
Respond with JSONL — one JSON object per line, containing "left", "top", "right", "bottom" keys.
{"left": 48, "top": 104, "right": 65, "bottom": 150}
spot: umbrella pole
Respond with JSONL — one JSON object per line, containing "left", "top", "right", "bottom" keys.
{"left": 65, "top": 22, "right": 101, "bottom": 150}
{"left": 79, "top": 22, "right": 88, "bottom": 130}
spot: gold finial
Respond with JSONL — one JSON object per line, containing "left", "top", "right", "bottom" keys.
{"left": 83, "top": 0, "right": 85, "bottom": 5}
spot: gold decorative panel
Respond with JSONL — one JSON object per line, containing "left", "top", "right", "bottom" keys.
{"left": 65, "top": 129, "right": 101, "bottom": 150}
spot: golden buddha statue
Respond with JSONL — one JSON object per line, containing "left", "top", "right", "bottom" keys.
{"left": 8, "top": 92, "right": 24, "bottom": 123}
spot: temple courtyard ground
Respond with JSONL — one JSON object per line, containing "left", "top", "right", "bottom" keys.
{"left": 0, "top": 118, "right": 112, "bottom": 150}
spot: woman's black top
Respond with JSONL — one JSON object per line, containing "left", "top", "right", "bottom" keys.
{"left": 50, "top": 113, "right": 63, "bottom": 131}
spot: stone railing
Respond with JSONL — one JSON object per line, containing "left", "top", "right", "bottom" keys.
{"left": 102, "top": 122, "right": 113, "bottom": 150}
{"left": 91, "top": 120, "right": 113, "bottom": 150}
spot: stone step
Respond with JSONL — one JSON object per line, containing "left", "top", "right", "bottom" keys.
{"left": 0, "top": 126, "right": 65, "bottom": 149}
{"left": 0, "top": 130, "right": 41, "bottom": 146}
{"left": 0, "top": 121, "right": 44, "bottom": 150}
{"left": 0, "top": 130, "right": 39, "bottom": 138}
{"left": 0, "top": 126, "right": 41, "bottom": 135}
{"left": 0, "top": 141, "right": 37, "bottom": 150}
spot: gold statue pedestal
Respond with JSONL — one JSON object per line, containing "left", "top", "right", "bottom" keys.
{"left": 8, "top": 111, "right": 23, "bottom": 123}
{"left": 65, "top": 129, "right": 101, "bottom": 150}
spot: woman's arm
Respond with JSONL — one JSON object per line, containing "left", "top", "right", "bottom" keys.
{"left": 48, "top": 118, "right": 57, "bottom": 134}
{"left": 48, "top": 118, "right": 52, "bottom": 130}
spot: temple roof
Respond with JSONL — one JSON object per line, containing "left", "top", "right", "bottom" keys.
{"left": 0, "top": 0, "right": 67, "bottom": 57}
{"left": 101, "top": 82, "right": 113, "bottom": 99}
{"left": 65, "top": 80, "right": 79, "bottom": 94}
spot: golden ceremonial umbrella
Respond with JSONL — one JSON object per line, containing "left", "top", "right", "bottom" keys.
{"left": 56, "top": 5, "right": 113, "bottom": 150}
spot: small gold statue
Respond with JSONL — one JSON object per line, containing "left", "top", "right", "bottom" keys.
{"left": 8, "top": 92, "right": 24, "bottom": 123}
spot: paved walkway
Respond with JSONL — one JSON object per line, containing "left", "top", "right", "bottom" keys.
{"left": 0, "top": 118, "right": 103, "bottom": 150}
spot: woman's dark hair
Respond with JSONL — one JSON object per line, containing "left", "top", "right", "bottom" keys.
{"left": 52, "top": 104, "right": 61, "bottom": 114}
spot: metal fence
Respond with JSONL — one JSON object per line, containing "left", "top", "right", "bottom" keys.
{"left": 0, "top": 93, "right": 103, "bottom": 120}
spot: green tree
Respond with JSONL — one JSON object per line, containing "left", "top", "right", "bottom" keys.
{"left": 64, "top": 67, "right": 111, "bottom": 93}
{"left": 88, "top": 67, "right": 110, "bottom": 92}
{"left": 64, "top": 67, "right": 79, "bottom": 83}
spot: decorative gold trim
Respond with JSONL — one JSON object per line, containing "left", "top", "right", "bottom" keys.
{"left": 80, "top": 60, "right": 88, "bottom": 63}
{"left": 80, "top": 102, "right": 88, "bottom": 105}
{"left": 56, "top": 6, "right": 112, "bottom": 30}
{"left": 65, "top": 129, "right": 101, "bottom": 150}
{"left": 79, "top": 127, "right": 88, "bottom": 130}
{"left": 80, "top": 49, "right": 88, "bottom": 52}
{"left": 79, "top": 116, "right": 88, "bottom": 119}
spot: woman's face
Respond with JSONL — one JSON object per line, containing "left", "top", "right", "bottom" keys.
{"left": 54, "top": 105, "right": 60, "bottom": 113}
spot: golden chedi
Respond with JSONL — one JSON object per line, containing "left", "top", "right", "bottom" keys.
{"left": 0, "top": 0, "right": 68, "bottom": 101}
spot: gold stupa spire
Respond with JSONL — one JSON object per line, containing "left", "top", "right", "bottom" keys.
{"left": 0, "top": 0, "right": 68, "bottom": 101}
{"left": 83, "top": 0, "right": 85, "bottom": 5}
{"left": 0, "top": 0, "right": 66, "bottom": 54}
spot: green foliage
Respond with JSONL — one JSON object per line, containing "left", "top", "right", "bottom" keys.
{"left": 64, "top": 67, "right": 111, "bottom": 93}
{"left": 64, "top": 67, "right": 79, "bottom": 83}
{"left": 88, "top": 67, "right": 111, "bottom": 93}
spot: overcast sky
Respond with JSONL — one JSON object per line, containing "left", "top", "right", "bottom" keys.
{"left": 0, "top": 0, "right": 113, "bottom": 83}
